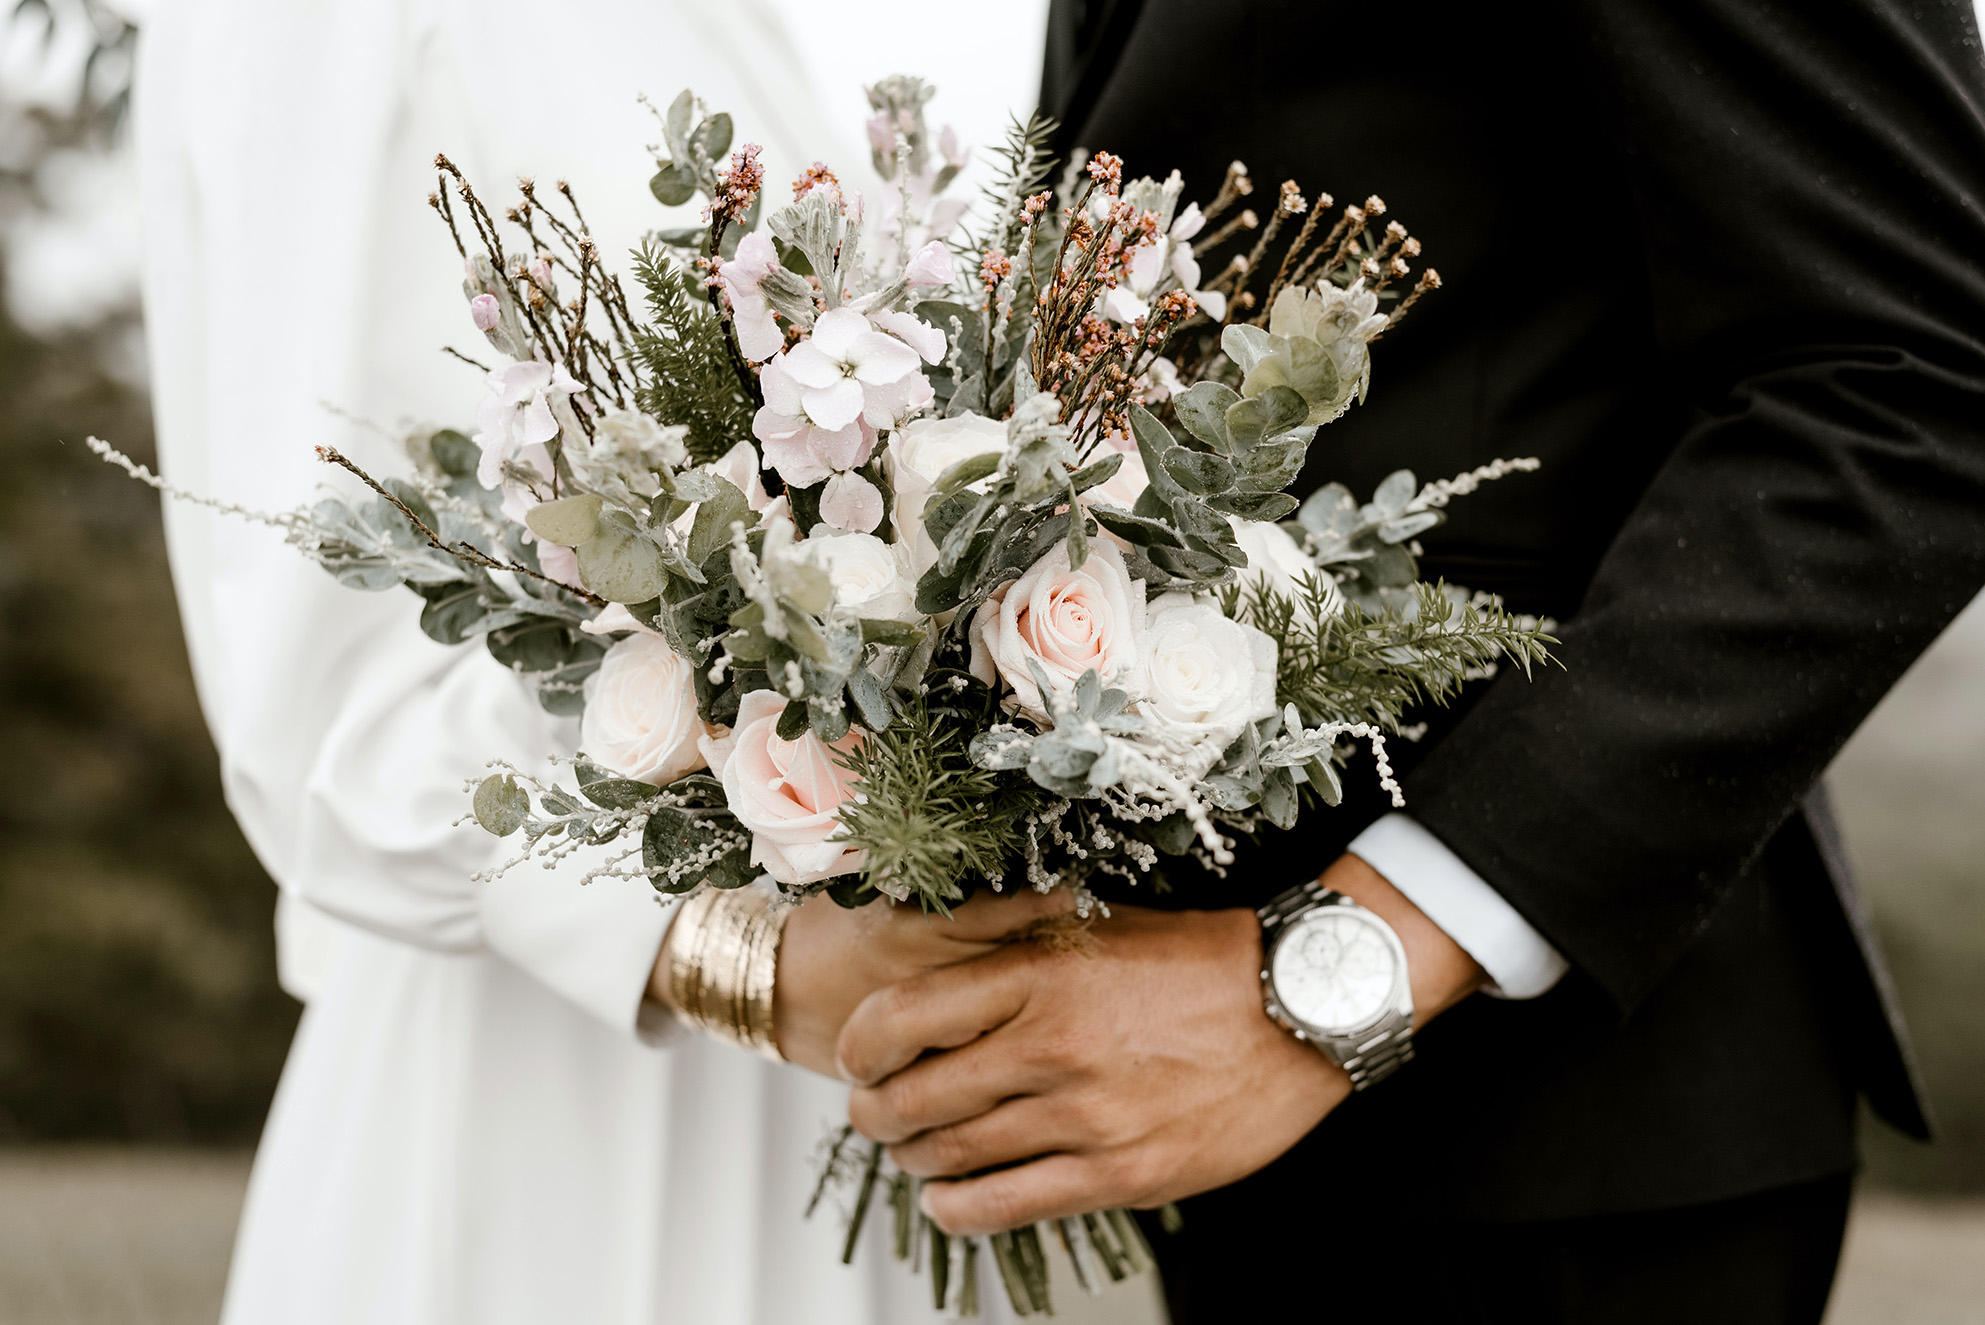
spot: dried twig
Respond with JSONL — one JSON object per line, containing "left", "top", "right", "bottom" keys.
{"left": 316, "top": 445, "right": 607, "bottom": 606}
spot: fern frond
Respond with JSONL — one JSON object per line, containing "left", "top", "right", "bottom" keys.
{"left": 629, "top": 239, "right": 757, "bottom": 464}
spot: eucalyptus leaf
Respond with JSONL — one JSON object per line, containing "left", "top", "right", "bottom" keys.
{"left": 526, "top": 493, "right": 605, "bottom": 548}
{"left": 845, "top": 667, "right": 894, "bottom": 731}
{"left": 1174, "top": 381, "right": 1240, "bottom": 452}
{"left": 576, "top": 523, "right": 667, "bottom": 603}
{"left": 930, "top": 450, "right": 1002, "bottom": 504}
{"left": 416, "top": 581, "right": 490, "bottom": 645}
{"left": 428, "top": 429, "right": 480, "bottom": 479}
{"left": 473, "top": 775, "right": 530, "bottom": 837}
{"left": 1225, "top": 386, "right": 1309, "bottom": 450}
{"left": 1161, "top": 449, "right": 1236, "bottom": 497}
{"left": 1067, "top": 452, "right": 1124, "bottom": 494}
{"left": 487, "top": 618, "right": 582, "bottom": 672}
{"left": 693, "top": 111, "right": 733, "bottom": 162}
{"left": 860, "top": 618, "right": 924, "bottom": 646}
{"left": 775, "top": 698, "right": 812, "bottom": 741}
{"left": 663, "top": 90, "right": 695, "bottom": 158}
{"left": 687, "top": 478, "right": 754, "bottom": 565}
{"left": 1372, "top": 469, "right": 1419, "bottom": 515}
{"left": 575, "top": 762, "right": 661, "bottom": 810}
{"left": 649, "top": 163, "right": 697, "bottom": 208}
{"left": 641, "top": 804, "right": 751, "bottom": 895}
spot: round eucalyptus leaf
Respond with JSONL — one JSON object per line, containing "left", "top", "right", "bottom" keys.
{"left": 649, "top": 162, "right": 698, "bottom": 207}
{"left": 473, "top": 775, "right": 530, "bottom": 837}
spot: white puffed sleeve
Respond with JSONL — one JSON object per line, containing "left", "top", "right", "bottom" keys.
{"left": 134, "top": 0, "right": 844, "bottom": 1033}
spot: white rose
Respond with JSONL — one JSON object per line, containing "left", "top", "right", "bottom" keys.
{"left": 969, "top": 539, "right": 1146, "bottom": 714}
{"left": 1230, "top": 516, "right": 1343, "bottom": 615}
{"left": 1132, "top": 592, "right": 1280, "bottom": 773}
{"left": 1230, "top": 517, "right": 1314, "bottom": 592}
{"left": 707, "top": 440, "right": 776, "bottom": 512}
{"left": 580, "top": 632, "right": 712, "bottom": 786}
{"left": 792, "top": 530, "right": 920, "bottom": 622}
{"left": 698, "top": 689, "right": 864, "bottom": 886}
{"left": 886, "top": 412, "right": 1007, "bottom": 572}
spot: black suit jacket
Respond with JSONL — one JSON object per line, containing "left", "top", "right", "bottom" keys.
{"left": 1044, "top": 0, "right": 1985, "bottom": 1230}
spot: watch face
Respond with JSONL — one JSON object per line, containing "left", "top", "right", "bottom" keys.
{"left": 1272, "top": 910, "right": 1400, "bottom": 1035}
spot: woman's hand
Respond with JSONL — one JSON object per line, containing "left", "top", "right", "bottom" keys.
{"left": 650, "top": 885, "right": 1073, "bottom": 1079}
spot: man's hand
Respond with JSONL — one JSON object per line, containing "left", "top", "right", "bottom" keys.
{"left": 836, "top": 853, "right": 1487, "bottom": 1236}
{"left": 649, "top": 886, "right": 1071, "bottom": 1079}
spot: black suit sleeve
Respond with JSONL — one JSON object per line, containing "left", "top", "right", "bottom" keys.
{"left": 1406, "top": 0, "right": 1985, "bottom": 1011}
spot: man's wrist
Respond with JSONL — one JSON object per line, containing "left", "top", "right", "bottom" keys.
{"left": 1315, "top": 853, "right": 1487, "bottom": 1025}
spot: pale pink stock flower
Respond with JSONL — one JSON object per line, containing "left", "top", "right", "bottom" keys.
{"left": 903, "top": 239, "right": 955, "bottom": 287}
{"left": 752, "top": 307, "right": 936, "bottom": 486}
{"left": 716, "top": 230, "right": 787, "bottom": 362}
{"left": 709, "top": 440, "right": 777, "bottom": 512}
{"left": 536, "top": 539, "right": 581, "bottom": 585}
{"left": 473, "top": 359, "right": 580, "bottom": 489}
{"left": 525, "top": 255, "right": 555, "bottom": 293}
{"left": 938, "top": 125, "right": 968, "bottom": 172}
{"left": 469, "top": 293, "right": 501, "bottom": 331}
{"left": 867, "top": 308, "right": 947, "bottom": 364}
{"left": 1105, "top": 201, "right": 1227, "bottom": 325}
{"left": 754, "top": 357, "right": 874, "bottom": 487}
{"left": 700, "top": 689, "right": 865, "bottom": 886}
{"left": 818, "top": 472, "right": 885, "bottom": 534}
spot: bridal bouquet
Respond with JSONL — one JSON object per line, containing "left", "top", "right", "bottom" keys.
{"left": 95, "top": 79, "right": 1549, "bottom": 1315}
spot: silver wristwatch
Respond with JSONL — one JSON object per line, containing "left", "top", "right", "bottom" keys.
{"left": 1256, "top": 881, "right": 1416, "bottom": 1089}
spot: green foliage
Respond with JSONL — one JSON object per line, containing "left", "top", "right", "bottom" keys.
{"left": 630, "top": 240, "right": 757, "bottom": 464}
{"left": 831, "top": 682, "right": 1044, "bottom": 912}
{"left": 1234, "top": 577, "right": 1557, "bottom": 733}
{"left": 967, "top": 111, "right": 1060, "bottom": 261}
{"left": 473, "top": 775, "right": 530, "bottom": 836}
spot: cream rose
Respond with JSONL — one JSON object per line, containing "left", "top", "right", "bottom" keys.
{"left": 886, "top": 411, "right": 1007, "bottom": 572}
{"left": 699, "top": 689, "right": 864, "bottom": 885}
{"left": 1230, "top": 516, "right": 1343, "bottom": 615}
{"left": 969, "top": 539, "right": 1147, "bottom": 713}
{"left": 791, "top": 530, "right": 920, "bottom": 622}
{"left": 1231, "top": 518, "right": 1313, "bottom": 591}
{"left": 1132, "top": 592, "right": 1280, "bottom": 772}
{"left": 580, "top": 632, "right": 712, "bottom": 786}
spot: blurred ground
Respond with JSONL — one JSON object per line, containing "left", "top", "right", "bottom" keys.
{"left": 1830, "top": 593, "right": 1985, "bottom": 1191}
{"left": 0, "top": 1150, "right": 1974, "bottom": 1325}
{"left": 0, "top": 1150, "right": 1166, "bottom": 1325}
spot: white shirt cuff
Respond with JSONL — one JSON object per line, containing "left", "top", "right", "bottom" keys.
{"left": 1347, "top": 813, "right": 1569, "bottom": 1000}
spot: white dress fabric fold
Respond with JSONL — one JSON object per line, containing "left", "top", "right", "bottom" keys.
{"left": 132, "top": 2, "right": 1101, "bottom": 1321}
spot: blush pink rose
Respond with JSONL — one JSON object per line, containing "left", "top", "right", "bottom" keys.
{"left": 699, "top": 689, "right": 864, "bottom": 886}
{"left": 968, "top": 539, "right": 1147, "bottom": 713}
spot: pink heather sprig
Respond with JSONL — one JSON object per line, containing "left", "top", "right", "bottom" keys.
{"left": 1086, "top": 151, "right": 1124, "bottom": 196}
{"left": 709, "top": 144, "right": 764, "bottom": 224}
{"left": 793, "top": 161, "right": 842, "bottom": 206}
{"left": 980, "top": 248, "right": 1013, "bottom": 296}
{"left": 1021, "top": 191, "right": 1051, "bottom": 224}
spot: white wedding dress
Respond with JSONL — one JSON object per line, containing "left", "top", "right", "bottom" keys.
{"left": 135, "top": 2, "right": 1158, "bottom": 1322}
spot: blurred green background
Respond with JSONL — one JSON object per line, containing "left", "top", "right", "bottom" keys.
{"left": 0, "top": 0, "right": 297, "bottom": 1147}
{"left": 0, "top": 0, "right": 1980, "bottom": 1190}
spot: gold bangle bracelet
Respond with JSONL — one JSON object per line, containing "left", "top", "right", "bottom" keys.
{"left": 665, "top": 886, "right": 788, "bottom": 1061}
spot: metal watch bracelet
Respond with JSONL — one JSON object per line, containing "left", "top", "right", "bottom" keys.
{"left": 1257, "top": 881, "right": 1417, "bottom": 1090}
